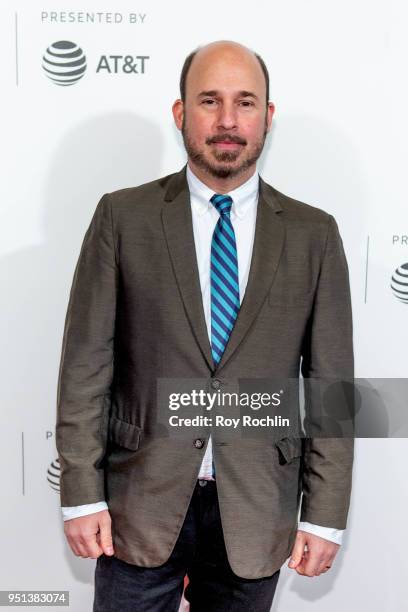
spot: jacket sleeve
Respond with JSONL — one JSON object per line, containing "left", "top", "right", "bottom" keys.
{"left": 300, "top": 214, "right": 355, "bottom": 529}
{"left": 55, "top": 193, "right": 117, "bottom": 507}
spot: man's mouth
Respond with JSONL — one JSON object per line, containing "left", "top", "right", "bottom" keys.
{"left": 214, "top": 142, "right": 241, "bottom": 148}
{"left": 211, "top": 140, "right": 245, "bottom": 150}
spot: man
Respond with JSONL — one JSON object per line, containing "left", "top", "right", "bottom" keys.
{"left": 56, "top": 40, "right": 354, "bottom": 611}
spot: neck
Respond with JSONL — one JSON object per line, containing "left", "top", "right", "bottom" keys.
{"left": 187, "top": 160, "right": 256, "bottom": 194}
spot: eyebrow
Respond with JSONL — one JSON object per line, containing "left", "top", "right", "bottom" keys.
{"left": 197, "top": 90, "right": 259, "bottom": 100}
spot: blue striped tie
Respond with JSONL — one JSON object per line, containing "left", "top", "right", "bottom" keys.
{"left": 209, "top": 193, "right": 240, "bottom": 478}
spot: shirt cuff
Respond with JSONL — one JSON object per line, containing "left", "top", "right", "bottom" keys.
{"left": 61, "top": 501, "right": 109, "bottom": 521}
{"left": 298, "top": 521, "right": 344, "bottom": 545}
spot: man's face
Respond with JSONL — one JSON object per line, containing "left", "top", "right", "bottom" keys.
{"left": 174, "top": 45, "right": 274, "bottom": 180}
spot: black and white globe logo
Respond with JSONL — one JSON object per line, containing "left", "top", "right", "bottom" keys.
{"left": 47, "top": 457, "right": 61, "bottom": 492}
{"left": 390, "top": 262, "right": 408, "bottom": 304}
{"left": 42, "top": 41, "right": 86, "bottom": 86}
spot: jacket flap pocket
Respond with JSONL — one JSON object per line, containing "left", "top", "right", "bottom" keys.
{"left": 109, "top": 415, "right": 142, "bottom": 451}
{"left": 275, "top": 437, "right": 303, "bottom": 464}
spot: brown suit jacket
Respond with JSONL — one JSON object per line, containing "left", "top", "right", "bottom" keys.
{"left": 55, "top": 164, "right": 354, "bottom": 578}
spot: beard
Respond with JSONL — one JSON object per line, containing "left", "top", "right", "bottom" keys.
{"left": 181, "top": 114, "right": 268, "bottom": 179}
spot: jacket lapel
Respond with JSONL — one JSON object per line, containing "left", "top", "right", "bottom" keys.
{"left": 161, "top": 164, "right": 285, "bottom": 375}
{"left": 215, "top": 175, "right": 285, "bottom": 373}
{"left": 161, "top": 165, "right": 215, "bottom": 371}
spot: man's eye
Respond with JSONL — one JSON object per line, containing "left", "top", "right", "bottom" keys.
{"left": 202, "top": 99, "right": 216, "bottom": 105}
{"left": 240, "top": 101, "right": 254, "bottom": 106}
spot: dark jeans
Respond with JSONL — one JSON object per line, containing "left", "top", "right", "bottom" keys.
{"left": 93, "top": 479, "right": 280, "bottom": 612}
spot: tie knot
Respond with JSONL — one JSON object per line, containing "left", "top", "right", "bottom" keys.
{"left": 210, "top": 193, "right": 233, "bottom": 217}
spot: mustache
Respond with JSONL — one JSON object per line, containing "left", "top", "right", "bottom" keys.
{"left": 207, "top": 135, "right": 247, "bottom": 145}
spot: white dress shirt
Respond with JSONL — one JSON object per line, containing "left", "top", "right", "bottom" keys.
{"left": 61, "top": 163, "right": 344, "bottom": 546}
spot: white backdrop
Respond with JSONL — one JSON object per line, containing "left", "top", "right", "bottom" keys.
{"left": 1, "top": 0, "right": 407, "bottom": 610}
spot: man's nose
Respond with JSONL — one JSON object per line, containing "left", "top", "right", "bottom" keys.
{"left": 216, "top": 103, "right": 238, "bottom": 130}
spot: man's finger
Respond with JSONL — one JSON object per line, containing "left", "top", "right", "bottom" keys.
{"left": 79, "top": 531, "right": 104, "bottom": 559}
{"left": 315, "top": 557, "right": 334, "bottom": 575}
{"left": 294, "top": 550, "right": 310, "bottom": 575}
{"left": 288, "top": 531, "right": 307, "bottom": 568}
{"left": 98, "top": 514, "right": 114, "bottom": 556}
{"left": 67, "top": 535, "right": 90, "bottom": 558}
{"left": 297, "top": 550, "right": 324, "bottom": 577}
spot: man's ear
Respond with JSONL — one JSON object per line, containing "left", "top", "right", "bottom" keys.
{"left": 266, "top": 102, "right": 275, "bottom": 133}
{"left": 172, "top": 99, "right": 184, "bottom": 130}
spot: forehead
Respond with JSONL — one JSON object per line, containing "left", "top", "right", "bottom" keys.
{"left": 187, "top": 47, "right": 265, "bottom": 96}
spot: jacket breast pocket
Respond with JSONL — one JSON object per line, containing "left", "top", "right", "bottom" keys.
{"left": 269, "top": 287, "right": 314, "bottom": 309}
{"left": 109, "top": 414, "right": 142, "bottom": 451}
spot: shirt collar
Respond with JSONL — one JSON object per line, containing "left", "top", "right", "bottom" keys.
{"left": 186, "top": 162, "right": 259, "bottom": 219}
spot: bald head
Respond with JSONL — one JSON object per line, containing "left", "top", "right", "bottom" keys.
{"left": 179, "top": 40, "right": 269, "bottom": 107}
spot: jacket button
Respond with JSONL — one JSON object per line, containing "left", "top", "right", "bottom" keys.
{"left": 211, "top": 379, "right": 221, "bottom": 390}
{"left": 193, "top": 438, "right": 204, "bottom": 449}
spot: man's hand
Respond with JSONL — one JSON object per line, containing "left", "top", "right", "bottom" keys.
{"left": 287, "top": 530, "right": 340, "bottom": 576}
{"left": 63, "top": 510, "right": 114, "bottom": 559}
